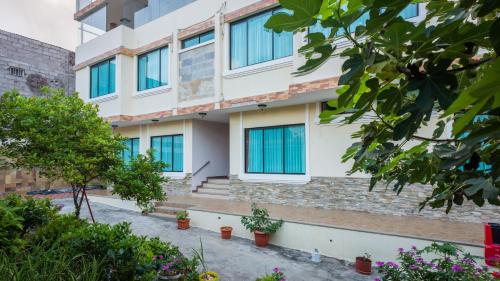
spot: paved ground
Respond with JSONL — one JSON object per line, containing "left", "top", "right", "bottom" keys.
{"left": 54, "top": 198, "right": 371, "bottom": 281}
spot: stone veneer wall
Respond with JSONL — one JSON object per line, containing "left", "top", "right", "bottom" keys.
{"left": 0, "top": 169, "right": 67, "bottom": 196}
{"left": 178, "top": 43, "right": 215, "bottom": 102}
{"left": 162, "top": 174, "right": 192, "bottom": 196}
{"left": 229, "top": 176, "right": 499, "bottom": 224}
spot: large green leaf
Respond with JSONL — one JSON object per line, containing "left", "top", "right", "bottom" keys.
{"left": 265, "top": 0, "right": 323, "bottom": 32}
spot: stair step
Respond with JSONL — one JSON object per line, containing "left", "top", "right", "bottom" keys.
{"left": 196, "top": 188, "right": 229, "bottom": 195}
{"left": 149, "top": 212, "right": 177, "bottom": 221}
{"left": 201, "top": 183, "right": 230, "bottom": 190}
{"left": 155, "top": 201, "right": 194, "bottom": 209}
{"left": 207, "top": 178, "right": 230, "bottom": 184}
{"left": 191, "top": 193, "right": 229, "bottom": 200}
{"left": 154, "top": 206, "right": 186, "bottom": 215}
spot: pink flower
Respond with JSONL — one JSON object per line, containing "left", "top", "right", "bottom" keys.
{"left": 374, "top": 278, "right": 381, "bottom": 281}
{"left": 451, "top": 264, "right": 462, "bottom": 272}
{"left": 398, "top": 248, "right": 404, "bottom": 253}
{"left": 375, "top": 261, "right": 385, "bottom": 267}
{"left": 273, "top": 267, "right": 279, "bottom": 273}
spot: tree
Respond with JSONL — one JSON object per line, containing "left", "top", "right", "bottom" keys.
{"left": 0, "top": 88, "right": 125, "bottom": 219}
{"left": 109, "top": 150, "right": 168, "bottom": 213}
{"left": 266, "top": 0, "right": 499, "bottom": 212}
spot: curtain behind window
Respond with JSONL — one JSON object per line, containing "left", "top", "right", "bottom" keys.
{"left": 247, "top": 11, "right": 273, "bottom": 65}
{"left": 230, "top": 21, "right": 248, "bottom": 69}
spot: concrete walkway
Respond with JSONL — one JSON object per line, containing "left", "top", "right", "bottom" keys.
{"left": 55, "top": 198, "right": 371, "bottom": 281}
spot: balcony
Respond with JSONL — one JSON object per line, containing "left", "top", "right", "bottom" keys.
{"left": 134, "top": 0, "right": 196, "bottom": 28}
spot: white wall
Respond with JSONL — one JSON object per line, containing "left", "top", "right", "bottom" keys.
{"left": 192, "top": 120, "right": 230, "bottom": 189}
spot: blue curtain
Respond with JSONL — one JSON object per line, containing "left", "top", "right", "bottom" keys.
{"left": 109, "top": 59, "right": 116, "bottom": 93}
{"left": 146, "top": 50, "right": 160, "bottom": 89}
{"left": 230, "top": 21, "right": 247, "bottom": 69}
{"left": 160, "top": 47, "right": 168, "bottom": 86}
{"left": 131, "top": 138, "right": 139, "bottom": 159}
{"left": 122, "top": 139, "right": 132, "bottom": 165}
{"left": 263, "top": 127, "right": 284, "bottom": 173}
{"left": 273, "top": 8, "right": 293, "bottom": 59}
{"left": 90, "top": 66, "right": 99, "bottom": 98}
{"left": 173, "top": 135, "right": 183, "bottom": 172}
{"left": 98, "top": 61, "right": 109, "bottom": 96}
{"left": 247, "top": 129, "right": 263, "bottom": 173}
{"left": 284, "top": 125, "right": 305, "bottom": 174}
{"left": 151, "top": 137, "right": 161, "bottom": 162}
{"left": 161, "top": 136, "right": 173, "bottom": 172}
{"left": 248, "top": 11, "right": 273, "bottom": 65}
{"left": 138, "top": 56, "right": 147, "bottom": 91}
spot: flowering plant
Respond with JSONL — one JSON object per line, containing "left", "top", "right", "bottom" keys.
{"left": 374, "top": 243, "right": 495, "bottom": 281}
{"left": 255, "top": 267, "right": 286, "bottom": 281}
{"left": 153, "top": 255, "right": 182, "bottom": 276}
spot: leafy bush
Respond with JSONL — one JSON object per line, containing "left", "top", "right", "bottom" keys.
{"left": 110, "top": 150, "right": 168, "bottom": 211}
{"left": 241, "top": 204, "right": 283, "bottom": 234}
{"left": 256, "top": 267, "right": 286, "bottom": 281}
{"left": 374, "top": 243, "right": 495, "bottom": 281}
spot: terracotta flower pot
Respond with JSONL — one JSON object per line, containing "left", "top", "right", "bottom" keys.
{"left": 355, "top": 257, "right": 372, "bottom": 275}
{"left": 220, "top": 226, "right": 233, "bottom": 239}
{"left": 254, "top": 231, "right": 270, "bottom": 247}
{"left": 177, "top": 219, "right": 190, "bottom": 230}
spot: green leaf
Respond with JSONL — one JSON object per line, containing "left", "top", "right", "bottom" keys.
{"left": 452, "top": 96, "right": 489, "bottom": 135}
{"left": 491, "top": 17, "right": 500, "bottom": 55}
{"left": 265, "top": 0, "right": 323, "bottom": 32}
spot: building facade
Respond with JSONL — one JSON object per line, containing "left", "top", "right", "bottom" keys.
{"left": 73, "top": 0, "right": 498, "bottom": 223}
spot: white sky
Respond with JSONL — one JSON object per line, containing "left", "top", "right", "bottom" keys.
{"left": 0, "top": 0, "right": 79, "bottom": 51}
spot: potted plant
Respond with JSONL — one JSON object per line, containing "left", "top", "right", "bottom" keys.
{"left": 157, "top": 259, "right": 183, "bottom": 280}
{"left": 256, "top": 267, "right": 286, "bottom": 281}
{"left": 355, "top": 253, "right": 372, "bottom": 275}
{"left": 194, "top": 239, "right": 220, "bottom": 281}
{"left": 220, "top": 226, "right": 233, "bottom": 239}
{"left": 241, "top": 204, "right": 283, "bottom": 247}
{"left": 176, "top": 210, "right": 190, "bottom": 230}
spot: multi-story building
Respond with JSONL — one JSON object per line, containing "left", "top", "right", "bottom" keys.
{"left": 73, "top": 0, "right": 496, "bottom": 223}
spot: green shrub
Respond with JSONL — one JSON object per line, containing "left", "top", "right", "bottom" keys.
{"left": 241, "top": 204, "right": 283, "bottom": 234}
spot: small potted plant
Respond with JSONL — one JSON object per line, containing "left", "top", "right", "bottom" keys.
{"left": 256, "top": 267, "right": 286, "bottom": 281}
{"left": 241, "top": 204, "right": 283, "bottom": 247}
{"left": 355, "top": 253, "right": 372, "bottom": 275}
{"left": 176, "top": 210, "right": 190, "bottom": 230}
{"left": 220, "top": 226, "right": 233, "bottom": 239}
{"left": 194, "top": 239, "right": 220, "bottom": 281}
{"left": 155, "top": 256, "right": 183, "bottom": 280}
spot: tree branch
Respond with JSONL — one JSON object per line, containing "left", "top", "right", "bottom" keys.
{"left": 447, "top": 57, "right": 494, "bottom": 73}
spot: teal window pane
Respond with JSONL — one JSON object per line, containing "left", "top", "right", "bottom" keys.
{"left": 173, "top": 135, "right": 183, "bottom": 172}
{"left": 90, "top": 66, "right": 99, "bottom": 98}
{"left": 132, "top": 138, "right": 140, "bottom": 159}
{"left": 182, "top": 37, "right": 199, "bottom": 49}
{"left": 109, "top": 59, "right": 116, "bottom": 93}
{"left": 199, "top": 30, "right": 214, "bottom": 43}
{"left": 273, "top": 9, "right": 293, "bottom": 59}
{"left": 246, "top": 129, "right": 264, "bottom": 173}
{"left": 284, "top": 125, "right": 305, "bottom": 174}
{"left": 263, "top": 127, "right": 283, "bottom": 173}
{"left": 161, "top": 136, "right": 173, "bottom": 172}
{"left": 230, "top": 21, "right": 247, "bottom": 69}
{"left": 401, "top": 4, "right": 418, "bottom": 19}
{"left": 138, "top": 55, "right": 148, "bottom": 91}
{"left": 247, "top": 11, "right": 273, "bottom": 65}
{"left": 98, "top": 61, "right": 109, "bottom": 96}
{"left": 122, "top": 139, "right": 132, "bottom": 165}
{"left": 146, "top": 50, "right": 160, "bottom": 89}
{"left": 160, "top": 47, "right": 168, "bottom": 86}
{"left": 309, "top": 21, "right": 330, "bottom": 38}
{"left": 151, "top": 137, "right": 161, "bottom": 162}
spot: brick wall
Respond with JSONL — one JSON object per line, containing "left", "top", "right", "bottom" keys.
{"left": 0, "top": 29, "right": 75, "bottom": 97}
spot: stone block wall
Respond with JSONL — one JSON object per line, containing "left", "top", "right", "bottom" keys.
{"left": 0, "top": 169, "right": 67, "bottom": 196}
{"left": 229, "top": 176, "right": 499, "bottom": 224}
{"left": 0, "top": 29, "right": 75, "bottom": 97}
{"left": 178, "top": 43, "right": 214, "bottom": 102}
{"left": 162, "top": 174, "right": 192, "bottom": 196}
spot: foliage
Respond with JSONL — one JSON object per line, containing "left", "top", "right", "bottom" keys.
{"left": 374, "top": 243, "right": 495, "bottom": 281}
{"left": 266, "top": 0, "right": 500, "bottom": 212}
{"left": 0, "top": 88, "right": 125, "bottom": 217}
{"left": 256, "top": 267, "right": 286, "bottom": 281}
{"left": 0, "top": 196, "right": 200, "bottom": 281}
{"left": 241, "top": 204, "right": 283, "bottom": 234}
{"left": 176, "top": 210, "right": 189, "bottom": 220}
{"left": 109, "top": 150, "right": 168, "bottom": 211}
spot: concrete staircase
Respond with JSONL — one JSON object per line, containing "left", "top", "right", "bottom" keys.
{"left": 150, "top": 201, "right": 194, "bottom": 221}
{"left": 192, "top": 177, "right": 230, "bottom": 200}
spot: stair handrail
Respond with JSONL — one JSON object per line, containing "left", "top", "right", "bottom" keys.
{"left": 193, "top": 161, "right": 210, "bottom": 177}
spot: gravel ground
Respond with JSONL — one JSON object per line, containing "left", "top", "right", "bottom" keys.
{"left": 54, "top": 198, "right": 373, "bottom": 281}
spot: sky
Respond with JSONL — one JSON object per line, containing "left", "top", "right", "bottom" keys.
{"left": 0, "top": 0, "right": 79, "bottom": 51}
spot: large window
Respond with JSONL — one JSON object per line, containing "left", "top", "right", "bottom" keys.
{"left": 310, "top": 4, "right": 419, "bottom": 38}
{"left": 121, "top": 138, "right": 140, "bottom": 165}
{"left": 182, "top": 30, "right": 215, "bottom": 49}
{"left": 90, "top": 57, "right": 116, "bottom": 98}
{"left": 151, "top": 135, "right": 183, "bottom": 172}
{"left": 138, "top": 47, "right": 169, "bottom": 91}
{"left": 245, "top": 124, "right": 305, "bottom": 174}
{"left": 230, "top": 7, "right": 293, "bottom": 69}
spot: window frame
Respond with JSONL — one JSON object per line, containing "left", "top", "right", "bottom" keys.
{"left": 229, "top": 7, "right": 293, "bottom": 70}
{"left": 150, "top": 134, "right": 184, "bottom": 172}
{"left": 181, "top": 30, "right": 215, "bottom": 49}
{"left": 137, "top": 46, "right": 169, "bottom": 92}
{"left": 244, "top": 123, "right": 305, "bottom": 175}
{"left": 89, "top": 57, "right": 115, "bottom": 99}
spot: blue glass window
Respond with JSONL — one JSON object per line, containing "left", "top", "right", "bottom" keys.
{"left": 90, "top": 58, "right": 115, "bottom": 98}
{"left": 245, "top": 124, "right": 305, "bottom": 174}
{"left": 122, "top": 138, "right": 140, "bottom": 165}
{"left": 230, "top": 7, "right": 293, "bottom": 69}
{"left": 151, "top": 135, "right": 183, "bottom": 172}
{"left": 138, "top": 47, "right": 169, "bottom": 91}
{"left": 181, "top": 30, "right": 215, "bottom": 49}
{"left": 309, "top": 4, "right": 419, "bottom": 38}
